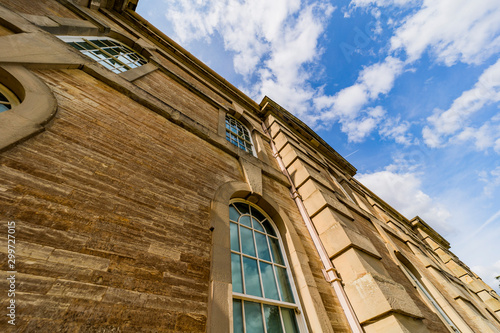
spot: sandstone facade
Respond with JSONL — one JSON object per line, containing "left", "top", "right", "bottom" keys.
{"left": 0, "top": 0, "right": 499, "bottom": 332}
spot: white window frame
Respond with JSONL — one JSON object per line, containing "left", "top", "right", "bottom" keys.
{"left": 230, "top": 199, "right": 308, "bottom": 333}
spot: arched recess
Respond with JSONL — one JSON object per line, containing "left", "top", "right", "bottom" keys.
{"left": 0, "top": 65, "right": 57, "bottom": 152}
{"left": 207, "top": 181, "right": 336, "bottom": 333}
{"left": 395, "top": 252, "right": 473, "bottom": 333}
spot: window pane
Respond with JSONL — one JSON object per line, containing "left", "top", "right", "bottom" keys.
{"left": 269, "top": 237, "right": 284, "bottom": 265}
{"left": 231, "top": 253, "right": 243, "bottom": 293}
{"left": 262, "top": 220, "right": 276, "bottom": 236}
{"left": 281, "top": 308, "right": 299, "bottom": 333}
{"left": 234, "top": 202, "right": 250, "bottom": 215}
{"left": 0, "top": 104, "right": 9, "bottom": 112}
{"left": 264, "top": 304, "right": 283, "bottom": 333}
{"left": 252, "top": 217, "right": 265, "bottom": 232}
{"left": 251, "top": 207, "right": 266, "bottom": 222}
{"left": 276, "top": 266, "right": 294, "bottom": 303}
{"left": 244, "top": 301, "right": 265, "bottom": 333}
{"left": 240, "top": 227, "right": 256, "bottom": 257}
{"left": 255, "top": 232, "right": 271, "bottom": 261}
{"left": 260, "top": 262, "right": 279, "bottom": 300}
{"left": 92, "top": 40, "right": 107, "bottom": 47}
{"left": 233, "top": 299, "right": 244, "bottom": 333}
{"left": 243, "top": 257, "right": 262, "bottom": 297}
{"left": 230, "top": 205, "right": 240, "bottom": 221}
{"left": 239, "top": 215, "right": 252, "bottom": 227}
{"left": 230, "top": 222, "right": 240, "bottom": 252}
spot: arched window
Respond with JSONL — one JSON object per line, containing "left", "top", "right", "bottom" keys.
{"left": 0, "top": 82, "right": 20, "bottom": 112}
{"left": 225, "top": 114, "right": 254, "bottom": 155}
{"left": 229, "top": 200, "right": 303, "bottom": 332}
{"left": 400, "top": 261, "right": 461, "bottom": 333}
{"left": 59, "top": 36, "right": 147, "bottom": 74}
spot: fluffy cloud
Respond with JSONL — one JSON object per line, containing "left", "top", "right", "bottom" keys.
{"left": 423, "top": 58, "right": 500, "bottom": 150}
{"left": 159, "top": 0, "right": 500, "bottom": 147}
{"left": 161, "top": 0, "right": 334, "bottom": 121}
{"left": 391, "top": 0, "right": 500, "bottom": 65}
{"left": 314, "top": 57, "right": 405, "bottom": 142}
{"left": 356, "top": 168, "right": 453, "bottom": 234}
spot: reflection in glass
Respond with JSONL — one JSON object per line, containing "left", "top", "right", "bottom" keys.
{"left": 255, "top": 232, "right": 271, "bottom": 261}
{"left": 231, "top": 253, "right": 243, "bottom": 293}
{"left": 230, "top": 222, "right": 239, "bottom": 252}
{"left": 264, "top": 304, "right": 283, "bottom": 333}
{"left": 240, "top": 227, "right": 256, "bottom": 257}
{"left": 260, "top": 262, "right": 279, "bottom": 300}
{"left": 233, "top": 299, "right": 244, "bottom": 333}
{"left": 243, "top": 257, "right": 262, "bottom": 297}
{"left": 230, "top": 205, "right": 240, "bottom": 221}
{"left": 244, "top": 301, "right": 265, "bottom": 333}
{"left": 282, "top": 308, "right": 299, "bottom": 333}
{"left": 253, "top": 217, "right": 265, "bottom": 232}
{"left": 276, "top": 266, "right": 294, "bottom": 303}
{"left": 239, "top": 215, "right": 252, "bottom": 227}
{"left": 269, "top": 237, "right": 284, "bottom": 265}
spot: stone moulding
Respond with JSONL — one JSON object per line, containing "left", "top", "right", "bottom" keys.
{"left": 0, "top": 65, "right": 57, "bottom": 152}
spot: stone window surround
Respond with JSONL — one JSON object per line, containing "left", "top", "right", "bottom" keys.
{"left": 208, "top": 181, "right": 340, "bottom": 333}
{"left": 0, "top": 65, "right": 57, "bottom": 152}
{"left": 0, "top": 81, "right": 20, "bottom": 111}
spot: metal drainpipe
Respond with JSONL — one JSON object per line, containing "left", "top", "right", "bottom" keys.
{"left": 263, "top": 122, "right": 364, "bottom": 333}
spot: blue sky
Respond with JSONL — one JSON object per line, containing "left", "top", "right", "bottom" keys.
{"left": 137, "top": 0, "right": 500, "bottom": 292}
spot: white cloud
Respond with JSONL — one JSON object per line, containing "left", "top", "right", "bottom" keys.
{"left": 160, "top": 0, "right": 334, "bottom": 120}
{"left": 356, "top": 168, "right": 453, "bottom": 234}
{"left": 391, "top": 0, "right": 500, "bottom": 65}
{"left": 479, "top": 166, "right": 500, "bottom": 197}
{"left": 423, "top": 59, "right": 500, "bottom": 149}
{"left": 472, "top": 261, "right": 500, "bottom": 294}
{"left": 340, "top": 106, "right": 386, "bottom": 142}
{"left": 161, "top": 0, "right": 500, "bottom": 148}
{"left": 315, "top": 57, "right": 404, "bottom": 141}
{"left": 379, "top": 116, "right": 414, "bottom": 145}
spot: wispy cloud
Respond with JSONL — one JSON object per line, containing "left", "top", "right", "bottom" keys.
{"left": 479, "top": 166, "right": 500, "bottom": 197}
{"left": 423, "top": 58, "right": 500, "bottom": 150}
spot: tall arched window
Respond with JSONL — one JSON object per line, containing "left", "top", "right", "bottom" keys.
{"left": 229, "top": 200, "right": 304, "bottom": 332}
{"left": 225, "top": 114, "right": 254, "bottom": 155}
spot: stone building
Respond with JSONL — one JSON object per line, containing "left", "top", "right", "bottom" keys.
{"left": 0, "top": 0, "right": 499, "bottom": 332}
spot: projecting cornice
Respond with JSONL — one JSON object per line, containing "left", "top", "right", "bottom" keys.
{"left": 260, "top": 96, "right": 357, "bottom": 177}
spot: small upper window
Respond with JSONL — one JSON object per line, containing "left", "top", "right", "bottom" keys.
{"left": 59, "top": 36, "right": 147, "bottom": 74}
{"left": 0, "top": 83, "right": 20, "bottom": 113}
{"left": 225, "top": 114, "right": 254, "bottom": 154}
